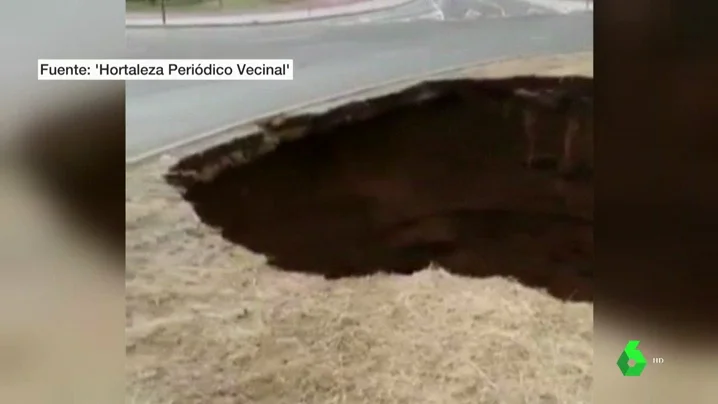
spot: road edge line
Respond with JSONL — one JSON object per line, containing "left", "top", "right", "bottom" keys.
{"left": 125, "top": 0, "right": 416, "bottom": 29}
{"left": 127, "top": 52, "right": 583, "bottom": 166}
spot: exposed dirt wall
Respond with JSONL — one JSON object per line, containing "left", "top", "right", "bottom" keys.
{"left": 166, "top": 76, "right": 594, "bottom": 301}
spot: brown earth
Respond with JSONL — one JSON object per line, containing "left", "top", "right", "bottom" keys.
{"left": 126, "top": 53, "right": 593, "bottom": 404}
{"left": 167, "top": 75, "right": 593, "bottom": 302}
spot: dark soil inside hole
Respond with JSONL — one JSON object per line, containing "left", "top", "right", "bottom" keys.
{"left": 167, "top": 76, "right": 593, "bottom": 301}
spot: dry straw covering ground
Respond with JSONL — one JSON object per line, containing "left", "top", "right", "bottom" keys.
{"left": 126, "top": 53, "right": 594, "bottom": 404}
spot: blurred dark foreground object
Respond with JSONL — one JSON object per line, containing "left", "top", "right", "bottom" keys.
{"left": 18, "top": 92, "right": 125, "bottom": 259}
{"left": 598, "top": 0, "right": 718, "bottom": 340}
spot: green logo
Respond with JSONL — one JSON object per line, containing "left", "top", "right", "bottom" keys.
{"left": 617, "top": 340, "right": 647, "bottom": 376}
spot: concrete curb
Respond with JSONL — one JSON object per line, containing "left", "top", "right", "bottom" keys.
{"left": 126, "top": 52, "right": 593, "bottom": 166}
{"left": 126, "top": 54, "right": 533, "bottom": 166}
{"left": 125, "top": 0, "right": 415, "bottom": 28}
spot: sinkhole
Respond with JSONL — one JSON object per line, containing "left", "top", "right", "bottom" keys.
{"left": 165, "top": 76, "right": 593, "bottom": 301}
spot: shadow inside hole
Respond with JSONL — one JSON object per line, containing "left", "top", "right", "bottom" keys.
{"left": 168, "top": 77, "right": 593, "bottom": 302}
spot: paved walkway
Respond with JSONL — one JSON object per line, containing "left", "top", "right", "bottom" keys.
{"left": 125, "top": 0, "right": 414, "bottom": 27}
{"left": 521, "top": 0, "right": 592, "bottom": 13}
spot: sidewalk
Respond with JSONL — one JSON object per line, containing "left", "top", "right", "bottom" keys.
{"left": 125, "top": 0, "right": 414, "bottom": 27}
{"left": 522, "top": 0, "right": 593, "bottom": 13}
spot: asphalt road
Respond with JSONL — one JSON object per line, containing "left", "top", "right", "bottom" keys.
{"left": 125, "top": 0, "right": 592, "bottom": 158}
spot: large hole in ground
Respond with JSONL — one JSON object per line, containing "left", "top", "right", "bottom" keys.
{"left": 166, "top": 76, "right": 593, "bottom": 301}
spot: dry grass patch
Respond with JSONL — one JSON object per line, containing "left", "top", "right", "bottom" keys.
{"left": 126, "top": 161, "right": 592, "bottom": 404}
